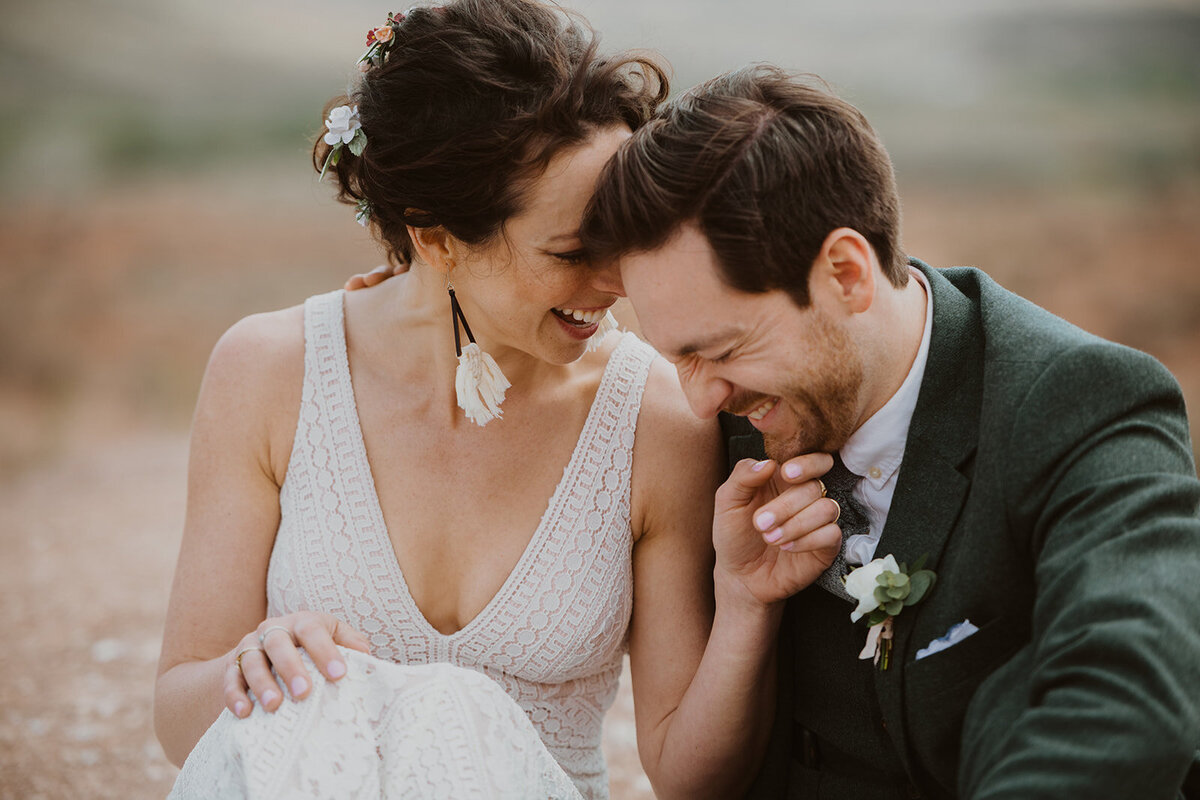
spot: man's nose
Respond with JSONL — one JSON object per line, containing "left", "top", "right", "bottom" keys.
{"left": 678, "top": 365, "right": 732, "bottom": 420}
{"left": 590, "top": 261, "right": 625, "bottom": 297}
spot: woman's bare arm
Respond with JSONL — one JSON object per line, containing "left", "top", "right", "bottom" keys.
{"left": 627, "top": 357, "right": 840, "bottom": 799}
{"left": 153, "top": 308, "right": 367, "bottom": 766}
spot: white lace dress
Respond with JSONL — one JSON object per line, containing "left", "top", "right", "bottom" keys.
{"left": 169, "top": 290, "right": 656, "bottom": 800}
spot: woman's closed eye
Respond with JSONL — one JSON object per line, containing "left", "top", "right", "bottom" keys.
{"left": 549, "top": 249, "right": 588, "bottom": 265}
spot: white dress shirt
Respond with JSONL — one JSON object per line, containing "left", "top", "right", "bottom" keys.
{"left": 841, "top": 268, "right": 933, "bottom": 566}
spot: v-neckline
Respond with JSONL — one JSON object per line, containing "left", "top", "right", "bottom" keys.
{"left": 333, "top": 292, "right": 627, "bottom": 640}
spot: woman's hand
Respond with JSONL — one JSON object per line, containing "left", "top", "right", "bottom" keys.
{"left": 712, "top": 454, "right": 842, "bottom": 608}
{"left": 344, "top": 263, "right": 407, "bottom": 291}
{"left": 224, "top": 611, "right": 372, "bottom": 717}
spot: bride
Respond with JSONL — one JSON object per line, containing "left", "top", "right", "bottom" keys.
{"left": 155, "top": 1, "right": 840, "bottom": 798}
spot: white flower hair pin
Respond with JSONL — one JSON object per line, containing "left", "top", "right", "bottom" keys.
{"left": 319, "top": 105, "right": 366, "bottom": 180}
{"left": 843, "top": 553, "right": 936, "bottom": 670}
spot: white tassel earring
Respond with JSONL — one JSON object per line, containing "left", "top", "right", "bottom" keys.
{"left": 449, "top": 283, "right": 511, "bottom": 426}
{"left": 583, "top": 310, "right": 619, "bottom": 354}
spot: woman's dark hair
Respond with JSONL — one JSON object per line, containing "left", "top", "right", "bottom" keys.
{"left": 313, "top": 0, "right": 668, "bottom": 265}
{"left": 581, "top": 65, "right": 906, "bottom": 308}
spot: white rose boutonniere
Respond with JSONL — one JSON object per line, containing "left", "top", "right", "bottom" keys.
{"left": 843, "top": 553, "right": 936, "bottom": 670}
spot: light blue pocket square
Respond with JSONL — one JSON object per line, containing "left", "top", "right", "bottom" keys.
{"left": 914, "top": 619, "right": 979, "bottom": 661}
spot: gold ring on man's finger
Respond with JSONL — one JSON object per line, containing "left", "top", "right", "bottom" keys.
{"left": 259, "top": 625, "right": 295, "bottom": 646}
{"left": 817, "top": 480, "right": 827, "bottom": 498}
{"left": 235, "top": 645, "right": 265, "bottom": 673}
{"left": 829, "top": 498, "right": 841, "bottom": 524}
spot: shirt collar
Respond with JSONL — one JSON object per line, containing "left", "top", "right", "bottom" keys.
{"left": 840, "top": 268, "right": 933, "bottom": 488}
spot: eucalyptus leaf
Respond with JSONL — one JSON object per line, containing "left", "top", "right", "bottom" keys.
{"left": 876, "top": 573, "right": 890, "bottom": 586}
{"left": 867, "top": 609, "right": 889, "bottom": 626}
{"left": 892, "top": 573, "right": 909, "bottom": 587}
{"left": 884, "top": 599, "right": 903, "bottom": 616}
{"left": 348, "top": 129, "right": 368, "bottom": 156}
{"left": 318, "top": 147, "right": 337, "bottom": 181}
{"left": 886, "top": 586, "right": 907, "bottom": 600}
{"left": 904, "top": 570, "right": 936, "bottom": 606}
{"left": 874, "top": 586, "right": 890, "bottom": 604}
{"left": 911, "top": 553, "right": 929, "bottom": 573}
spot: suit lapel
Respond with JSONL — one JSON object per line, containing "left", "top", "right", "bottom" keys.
{"left": 872, "top": 261, "right": 983, "bottom": 761}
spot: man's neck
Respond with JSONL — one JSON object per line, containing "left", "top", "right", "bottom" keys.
{"left": 855, "top": 269, "right": 930, "bottom": 429}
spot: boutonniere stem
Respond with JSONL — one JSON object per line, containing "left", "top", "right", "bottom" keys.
{"left": 844, "top": 553, "right": 936, "bottom": 671}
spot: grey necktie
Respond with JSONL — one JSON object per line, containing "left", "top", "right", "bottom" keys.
{"left": 814, "top": 453, "right": 870, "bottom": 602}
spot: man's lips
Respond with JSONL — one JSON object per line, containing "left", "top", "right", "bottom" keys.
{"left": 745, "top": 397, "right": 778, "bottom": 421}
{"left": 726, "top": 395, "right": 778, "bottom": 420}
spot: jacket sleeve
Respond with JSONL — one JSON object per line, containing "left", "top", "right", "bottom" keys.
{"left": 958, "top": 343, "right": 1200, "bottom": 799}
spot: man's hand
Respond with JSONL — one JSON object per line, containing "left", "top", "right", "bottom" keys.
{"left": 714, "top": 455, "right": 843, "bottom": 607}
{"left": 344, "top": 262, "right": 407, "bottom": 291}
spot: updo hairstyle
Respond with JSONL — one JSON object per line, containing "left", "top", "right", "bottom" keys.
{"left": 312, "top": 0, "right": 668, "bottom": 266}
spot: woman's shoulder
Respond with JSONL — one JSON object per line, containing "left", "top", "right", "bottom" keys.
{"left": 192, "top": 303, "right": 311, "bottom": 481}
{"left": 207, "top": 304, "right": 307, "bottom": 388}
{"left": 627, "top": 334, "right": 722, "bottom": 478}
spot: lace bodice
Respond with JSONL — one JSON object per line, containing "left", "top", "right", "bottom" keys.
{"left": 266, "top": 290, "right": 655, "bottom": 798}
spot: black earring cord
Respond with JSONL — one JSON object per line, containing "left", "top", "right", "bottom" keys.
{"left": 448, "top": 287, "right": 476, "bottom": 358}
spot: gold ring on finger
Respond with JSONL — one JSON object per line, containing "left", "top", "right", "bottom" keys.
{"left": 235, "top": 645, "right": 265, "bottom": 673}
{"left": 817, "top": 479, "right": 827, "bottom": 498}
{"left": 829, "top": 498, "right": 841, "bottom": 524}
{"left": 259, "top": 625, "right": 295, "bottom": 646}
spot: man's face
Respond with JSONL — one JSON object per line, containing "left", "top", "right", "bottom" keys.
{"left": 620, "top": 224, "right": 863, "bottom": 460}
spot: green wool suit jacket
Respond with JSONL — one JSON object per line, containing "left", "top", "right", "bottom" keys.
{"left": 735, "top": 260, "right": 1200, "bottom": 799}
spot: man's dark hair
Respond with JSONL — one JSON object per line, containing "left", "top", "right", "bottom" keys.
{"left": 581, "top": 65, "right": 907, "bottom": 307}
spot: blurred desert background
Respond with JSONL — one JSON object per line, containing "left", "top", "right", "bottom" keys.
{"left": 1, "top": 0, "right": 1198, "bottom": 797}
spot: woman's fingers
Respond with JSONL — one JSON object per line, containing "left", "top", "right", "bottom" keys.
{"left": 330, "top": 617, "right": 373, "bottom": 656}
{"left": 258, "top": 625, "right": 312, "bottom": 702}
{"left": 777, "top": 517, "right": 843, "bottom": 555}
{"left": 224, "top": 613, "right": 372, "bottom": 716}
{"left": 235, "top": 643, "right": 283, "bottom": 713}
{"left": 223, "top": 652, "right": 253, "bottom": 718}
{"left": 753, "top": 479, "right": 834, "bottom": 543}
{"left": 292, "top": 614, "right": 360, "bottom": 683}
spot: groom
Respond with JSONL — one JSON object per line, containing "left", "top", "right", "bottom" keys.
{"left": 581, "top": 66, "right": 1200, "bottom": 798}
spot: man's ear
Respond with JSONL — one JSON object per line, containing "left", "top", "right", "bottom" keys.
{"left": 407, "top": 223, "right": 458, "bottom": 275}
{"left": 812, "top": 228, "right": 876, "bottom": 314}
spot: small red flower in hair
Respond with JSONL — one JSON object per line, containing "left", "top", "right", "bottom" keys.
{"left": 365, "top": 28, "right": 377, "bottom": 45}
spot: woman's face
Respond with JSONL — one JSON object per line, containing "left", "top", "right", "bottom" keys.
{"left": 450, "top": 125, "right": 629, "bottom": 365}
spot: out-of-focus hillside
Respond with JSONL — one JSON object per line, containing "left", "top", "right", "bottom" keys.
{"left": 0, "top": 1, "right": 1197, "bottom": 798}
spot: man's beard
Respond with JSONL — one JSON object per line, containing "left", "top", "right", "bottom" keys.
{"left": 761, "top": 314, "right": 863, "bottom": 461}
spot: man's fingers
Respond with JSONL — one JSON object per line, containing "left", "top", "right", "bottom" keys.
{"left": 344, "top": 264, "right": 395, "bottom": 291}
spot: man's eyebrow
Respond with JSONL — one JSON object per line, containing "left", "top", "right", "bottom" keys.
{"left": 541, "top": 231, "right": 581, "bottom": 245}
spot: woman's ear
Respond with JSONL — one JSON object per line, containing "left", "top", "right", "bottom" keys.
{"left": 407, "top": 223, "right": 458, "bottom": 275}
{"left": 811, "top": 227, "right": 876, "bottom": 314}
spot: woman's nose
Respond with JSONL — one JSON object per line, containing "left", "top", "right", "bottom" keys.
{"left": 589, "top": 261, "right": 625, "bottom": 297}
